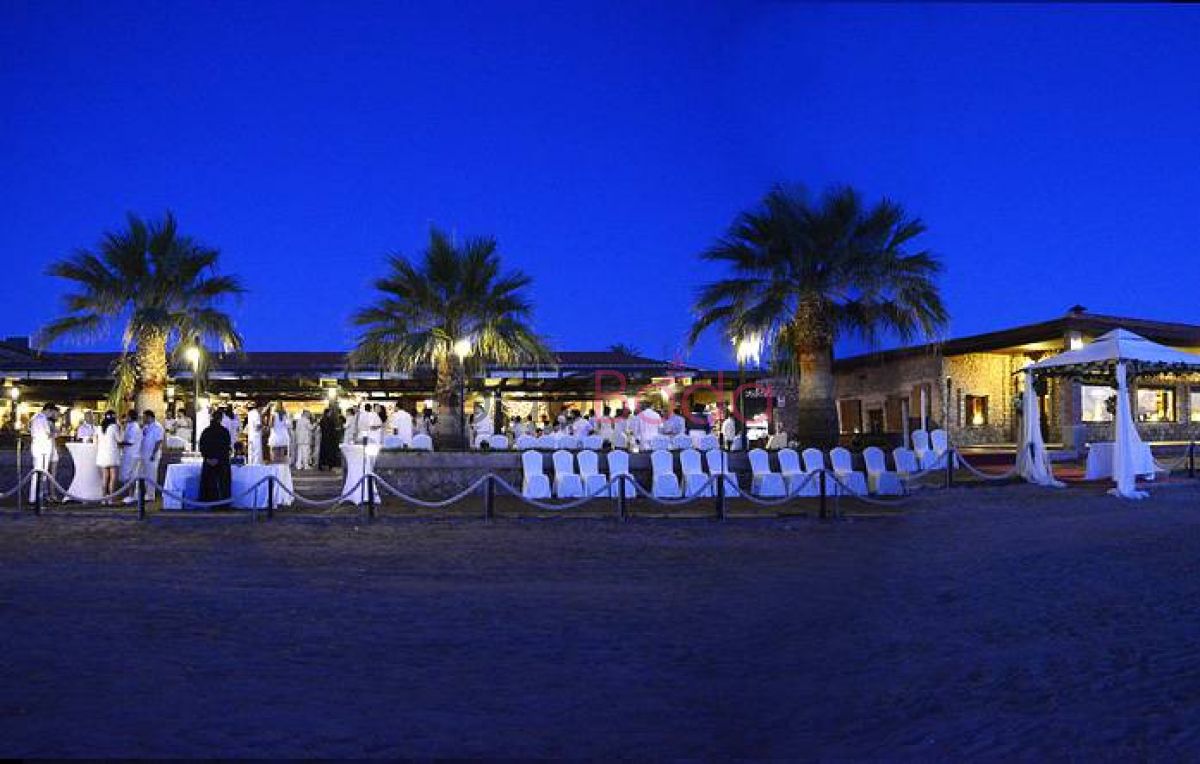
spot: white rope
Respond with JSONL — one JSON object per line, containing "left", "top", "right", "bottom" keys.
{"left": 733, "top": 471, "right": 823, "bottom": 507}
{"left": 146, "top": 475, "right": 278, "bottom": 509}
{"left": 825, "top": 471, "right": 915, "bottom": 507}
{"left": 955, "top": 454, "right": 1020, "bottom": 481}
{"left": 38, "top": 471, "right": 140, "bottom": 504}
{"left": 628, "top": 475, "right": 721, "bottom": 506}
{"left": 491, "top": 474, "right": 620, "bottom": 511}
{"left": 372, "top": 474, "right": 493, "bottom": 509}
{"left": 0, "top": 471, "right": 37, "bottom": 500}
{"left": 269, "top": 475, "right": 369, "bottom": 508}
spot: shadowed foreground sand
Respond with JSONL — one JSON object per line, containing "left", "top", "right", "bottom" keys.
{"left": 3, "top": 482, "right": 1200, "bottom": 758}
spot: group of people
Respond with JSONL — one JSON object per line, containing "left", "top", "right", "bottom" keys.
{"left": 28, "top": 403, "right": 165, "bottom": 505}
{"left": 492, "top": 400, "right": 742, "bottom": 450}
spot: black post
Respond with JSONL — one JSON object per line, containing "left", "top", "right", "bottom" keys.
{"left": 617, "top": 475, "right": 627, "bottom": 522}
{"left": 366, "top": 474, "right": 376, "bottom": 521}
{"left": 266, "top": 476, "right": 275, "bottom": 520}
{"left": 34, "top": 468, "right": 43, "bottom": 516}
{"left": 1189, "top": 441, "right": 1195, "bottom": 479}
{"left": 715, "top": 472, "right": 726, "bottom": 521}
{"left": 818, "top": 469, "right": 827, "bottom": 521}
{"left": 945, "top": 448, "right": 954, "bottom": 489}
{"left": 1028, "top": 442, "right": 1036, "bottom": 464}
{"left": 484, "top": 474, "right": 495, "bottom": 521}
{"left": 136, "top": 477, "right": 146, "bottom": 520}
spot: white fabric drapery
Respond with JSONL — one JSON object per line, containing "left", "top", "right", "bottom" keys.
{"left": 1109, "top": 361, "right": 1149, "bottom": 500}
{"left": 1015, "top": 369, "right": 1064, "bottom": 487}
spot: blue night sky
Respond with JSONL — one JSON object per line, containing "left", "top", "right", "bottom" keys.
{"left": 2, "top": 2, "right": 1199, "bottom": 368}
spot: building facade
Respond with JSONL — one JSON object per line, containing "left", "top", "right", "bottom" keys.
{"left": 834, "top": 309, "right": 1200, "bottom": 448}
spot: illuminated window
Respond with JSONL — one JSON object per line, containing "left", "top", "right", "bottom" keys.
{"left": 1137, "top": 387, "right": 1175, "bottom": 423}
{"left": 1081, "top": 385, "right": 1115, "bottom": 423}
{"left": 1192, "top": 389, "right": 1200, "bottom": 423}
{"left": 964, "top": 395, "right": 988, "bottom": 427}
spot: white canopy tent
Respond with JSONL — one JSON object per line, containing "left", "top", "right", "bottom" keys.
{"left": 1023, "top": 329, "right": 1200, "bottom": 499}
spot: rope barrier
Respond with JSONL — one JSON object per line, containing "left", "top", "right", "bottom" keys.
{"left": 490, "top": 474, "right": 621, "bottom": 511}
{"left": 955, "top": 455, "right": 1021, "bottom": 482}
{"left": 38, "top": 472, "right": 140, "bottom": 505}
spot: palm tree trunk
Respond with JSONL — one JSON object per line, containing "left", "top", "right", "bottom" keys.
{"left": 791, "top": 301, "right": 840, "bottom": 449}
{"left": 433, "top": 355, "right": 465, "bottom": 449}
{"left": 133, "top": 329, "right": 169, "bottom": 418}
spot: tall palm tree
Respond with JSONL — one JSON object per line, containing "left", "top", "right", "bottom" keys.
{"left": 350, "top": 227, "right": 553, "bottom": 448}
{"left": 38, "top": 212, "right": 245, "bottom": 415}
{"left": 689, "top": 185, "right": 948, "bottom": 448}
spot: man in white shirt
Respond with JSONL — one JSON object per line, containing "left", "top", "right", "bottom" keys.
{"left": 138, "top": 410, "right": 165, "bottom": 500}
{"left": 570, "top": 411, "right": 592, "bottom": 438}
{"left": 76, "top": 410, "right": 96, "bottom": 442}
{"left": 720, "top": 403, "right": 739, "bottom": 450}
{"left": 632, "top": 403, "right": 662, "bottom": 449}
{"left": 470, "top": 403, "right": 494, "bottom": 447}
{"left": 663, "top": 407, "right": 687, "bottom": 438}
{"left": 28, "top": 403, "right": 60, "bottom": 502}
{"left": 120, "top": 408, "right": 143, "bottom": 483}
{"left": 355, "top": 403, "right": 384, "bottom": 445}
{"left": 388, "top": 402, "right": 414, "bottom": 446}
{"left": 245, "top": 402, "right": 263, "bottom": 465}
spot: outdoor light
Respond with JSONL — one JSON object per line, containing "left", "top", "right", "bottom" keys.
{"left": 165, "top": 384, "right": 176, "bottom": 401}
{"left": 452, "top": 336, "right": 473, "bottom": 361}
{"left": 7, "top": 386, "right": 18, "bottom": 401}
{"left": 185, "top": 345, "right": 201, "bottom": 367}
{"left": 735, "top": 333, "right": 763, "bottom": 367}
{"left": 326, "top": 387, "right": 338, "bottom": 401}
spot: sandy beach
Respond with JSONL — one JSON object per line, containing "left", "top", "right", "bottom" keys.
{"left": 3, "top": 482, "right": 1200, "bottom": 758}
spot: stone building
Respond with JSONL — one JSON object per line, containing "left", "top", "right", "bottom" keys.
{"left": 833, "top": 309, "right": 1200, "bottom": 448}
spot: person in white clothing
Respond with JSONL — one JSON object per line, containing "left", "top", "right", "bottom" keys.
{"left": 222, "top": 405, "right": 240, "bottom": 450}
{"left": 75, "top": 410, "right": 96, "bottom": 442}
{"left": 388, "top": 403, "right": 414, "bottom": 447}
{"left": 139, "top": 410, "right": 165, "bottom": 501}
{"left": 267, "top": 404, "right": 291, "bottom": 464}
{"left": 119, "top": 409, "right": 143, "bottom": 484}
{"left": 96, "top": 411, "right": 121, "bottom": 504}
{"left": 720, "top": 403, "right": 739, "bottom": 450}
{"left": 246, "top": 402, "right": 264, "bottom": 466}
{"left": 343, "top": 406, "right": 359, "bottom": 445}
{"left": 355, "top": 403, "right": 384, "bottom": 445}
{"left": 293, "top": 410, "right": 315, "bottom": 469}
{"left": 663, "top": 407, "right": 687, "bottom": 438}
{"left": 632, "top": 403, "right": 662, "bottom": 449}
{"left": 174, "top": 407, "right": 193, "bottom": 449}
{"left": 470, "top": 403, "right": 494, "bottom": 447}
{"left": 28, "top": 403, "right": 60, "bottom": 502}
{"left": 195, "top": 402, "right": 211, "bottom": 450}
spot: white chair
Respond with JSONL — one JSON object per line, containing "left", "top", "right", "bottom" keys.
{"left": 576, "top": 449, "right": 608, "bottom": 497}
{"left": 830, "top": 447, "right": 868, "bottom": 496}
{"left": 697, "top": 434, "right": 719, "bottom": 451}
{"left": 705, "top": 448, "right": 740, "bottom": 497}
{"left": 648, "top": 435, "right": 671, "bottom": 451}
{"left": 912, "top": 429, "right": 933, "bottom": 469}
{"left": 679, "top": 448, "right": 711, "bottom": 497}
{"left": 536, "top": 434, "right": 556, "bottom": 449}
{"left": 748, "top": 448, "right": 785, "bottom": 497}
{"left": 487, "top": 434, "right": 509, "bottom": 450}
{"left": 581, "top": 435, "right": 604, "bottom": 450}
{"left": 552, "top": 449, "right": 584, "bottom": 498}
{"left": 515, "top": 435, "right": 538, "bottom": 450}
{"left": 801, "top": 447, "right": 827, "bottom": 475}
{"left": 892, "top": 447, "right": 921, "bottom": 479}
{"left": 650, "top": 449, "right": 681, "bottom": 498}
{"left": 778, "top": 448, "right": 817, "bottom": 497}
{"left": 671, "top": 434, "right": 693, "bottom": 451}
{"left": 930, "top": 428, "right": 956, "bottom": 468}
{"left": 521, "top": 450, "right": 551, "bottom": 499}
{"left": 558, "top": 435, "right": 580, "bottom": 450}
{"left": 863, "top": 446, "right": 903, "bottom": 496}
{"left": 411, "top": 433, "right": 433, "bottom": 451}
{"left": 606, "top": 449, "right": 634, "bottom": 499}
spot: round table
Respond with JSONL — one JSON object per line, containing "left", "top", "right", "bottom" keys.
{"left": 1085, "top": 441, "right": 1157, "bottom": 481}
{"left": 65, "top": 442, "right": 104, "bottom": 501}
{"left": 340, "top": 444, "right": 377, "bottom": 505}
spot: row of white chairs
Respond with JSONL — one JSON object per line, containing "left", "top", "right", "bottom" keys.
{"left": 911, "top": 428, "right": 953, "bottom": 469}
{"left": 521, "top": 448, "right": 740, "bottom": 500}
{"left": 747, "top": 445, "right": 945, "bottom": 497}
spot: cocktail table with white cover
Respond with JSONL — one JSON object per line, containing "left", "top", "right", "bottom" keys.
{"left": 161, "top": 463, "right": 294, "bottom": 509}
{"left": 65, "top": 442, "right": 104, "bottom": 501}
{"left": 1085, "top": 442, "right": 1156, "bottom": 481}
{"left": 340, "top": 444, "right": 377, "bottom": 505}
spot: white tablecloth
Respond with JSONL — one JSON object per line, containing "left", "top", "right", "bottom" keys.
{"left": 65, "top": 442, "right": 104, "bottom": 501}
{"left": 162, "top": 463, "right": 294, "bottom": 509}
{"left": 382, "top": 435, "right": 409, "bottom": 449}
{"left": 1085, "top": 442, "right": 1157, "bottom": 481}
{"left": 340, "top": 444, "right": 376, "bottom": 505}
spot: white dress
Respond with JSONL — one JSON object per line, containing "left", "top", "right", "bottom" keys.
{"left": 246, "top": 408, "right": 263, "bottom": 465}
{"left": 268, "top": 412, "right": 291, "bottom": 449}
{"left": 96, "top": 423, "right": 121, "bottom": 468}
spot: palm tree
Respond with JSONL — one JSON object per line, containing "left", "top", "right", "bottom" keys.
{"left": 608, "top": 343, "right": 642, "bottom": 357}
{"left": 38, "top": 212, "right": 245, "bottom": 416}
{"left": 689, "top": 185, "right": 948, "bottom": 448}
{"left": 350, "top": 227, "right": 553, "bottom": 448}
